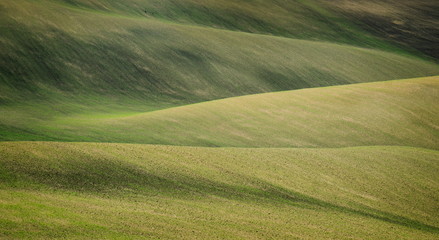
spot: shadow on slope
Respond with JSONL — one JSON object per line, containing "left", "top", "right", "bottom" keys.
{"left": 11, "top": 76, "right": 436, "bottom": 149}
{"left": 1, "top": 0, "right": 438, "bottom": 105}
{"left": 1, "top": 142, "right": 438, "bottom": 233}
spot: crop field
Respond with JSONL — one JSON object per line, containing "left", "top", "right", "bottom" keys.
{"left": 1, "top": 0, "right": 438, "bottom": 239}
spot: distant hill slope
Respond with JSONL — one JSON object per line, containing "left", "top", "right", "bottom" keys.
{"left": 322, "top": 0, "right": 439, "bottom": 60}
{"left": 47, "top": 0, "right": 396, "bottom": 49}
{"left": 1, "top": 0, "right": 439, "bottom": 107}
{"left": 1, "top": 142, "right": 438, "bottom": 239}
{"left": 51, "top": 0, "right": 439, "bottom": 59}
{"left": 2, "top": 76, "right": 438, "bottom": 149}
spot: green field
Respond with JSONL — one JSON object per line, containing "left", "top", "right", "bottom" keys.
{"left": 1, "top": 0, "right": 439, "bottom": 239}
{"left": 2, "top": 0, "right": 439, "bottom": 105}
{"left": 1, "top": 76, "right": 438, "bottom": 149}
{"left": 1, "top": 142, "right": 439, "bottom": 239}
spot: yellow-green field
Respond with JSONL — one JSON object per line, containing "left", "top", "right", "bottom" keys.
{"left": 1, "top": 142, "right": 439, "bottom": 239}
{"left": 1, "top": 76, "right": 438, "bottom": 149}
{"left": 29, "top": 76, "right": 437, "bottom": 148}
{"left": 1, "top": 0, "right": 438, "bottom": 239}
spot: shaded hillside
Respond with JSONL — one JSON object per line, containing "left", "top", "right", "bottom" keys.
{"left": 53, "top": 0, "right": 439, "bottom": 59}
{"left": 1, "top": 0, "right": 438, "bottom": 107}
{"left": 51, "top": 0, "right": 401, "bottom": 50}
{"left": 323, "top": 0, "right": 439, "bottom": 60}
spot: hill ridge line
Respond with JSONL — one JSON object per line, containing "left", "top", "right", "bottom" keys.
{"left": 103, "top": 75, "right": 439, "bottom": 120}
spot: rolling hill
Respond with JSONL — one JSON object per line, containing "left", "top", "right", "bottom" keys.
{"left": 1, "top": 0, "right": 438, "bottom": 239}
{"left": 1, "top": 142, "right": 438, "bottom": 239}
{"left": 1, "top": 0, "right": 438, "bottom": 107}
{"left": 43, "top": 0, "right": 406, "bottom": 48}
{"left": 48, "top": 0, "right": 439, "bottom": 60}
{"left": 323, "top": 0, "right": 439, "bottom": 59}
{"left": 2, "top": 76, "right": 438, "bottom": 149}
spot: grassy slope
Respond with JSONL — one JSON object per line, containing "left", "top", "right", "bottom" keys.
{"left": 50, "top": 0, "right": 438, "bottom": 59}
{"left": 4, "top": 76, "right": 437, "bottom": 148}
{"left": 2, "top": 0, "right": 438, "bottom": 142}
{"left": 321, "top": 0, "right": 439, "bottom": 60}
{"left": 1, "top": 1, "right": 438, "bottom": 239}
{"left": 1, "top": 142, "right": 438, "bottom": 239}
{"left": 48, "top": 0, "right": 398, "bottom": 49}
{"left": 1, "top": 0, "right": 439, "bottom": 106}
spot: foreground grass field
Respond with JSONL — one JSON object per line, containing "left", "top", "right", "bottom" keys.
{"left": 1, "top": 142, "right": 438, "bottom": 239}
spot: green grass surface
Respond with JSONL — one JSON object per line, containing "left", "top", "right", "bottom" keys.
{"left": 1, "top": 142, "right": 439, "bottom": 239}
{"left": 1, "top": 0, "right": 439, "bottom": 107}
{"left": 48, "top": 0, "right": 438, "bottom": 59}
{"left": 3, "top": 0, "right": 438, "bottom": 145}
{"left": 49, "top": 0, "right": 392, "bottom": 48}
{"left": 3, "top": 76, "right": 438, "bottom": 149}
{"left": 322, "top": 0, "right": 439, "bottom": 60}
{"left": 1, "top": 0, "right": 439, "bottom": 239}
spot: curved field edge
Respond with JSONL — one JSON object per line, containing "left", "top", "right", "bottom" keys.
{"left": 6, "top": 76, "right": 437, "bottom": 148}
{"left": 1, "top": 141, "right": 438, "bottom": 239}
{"left": 92, "top": 75, "right": 439, "bottom": 149}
